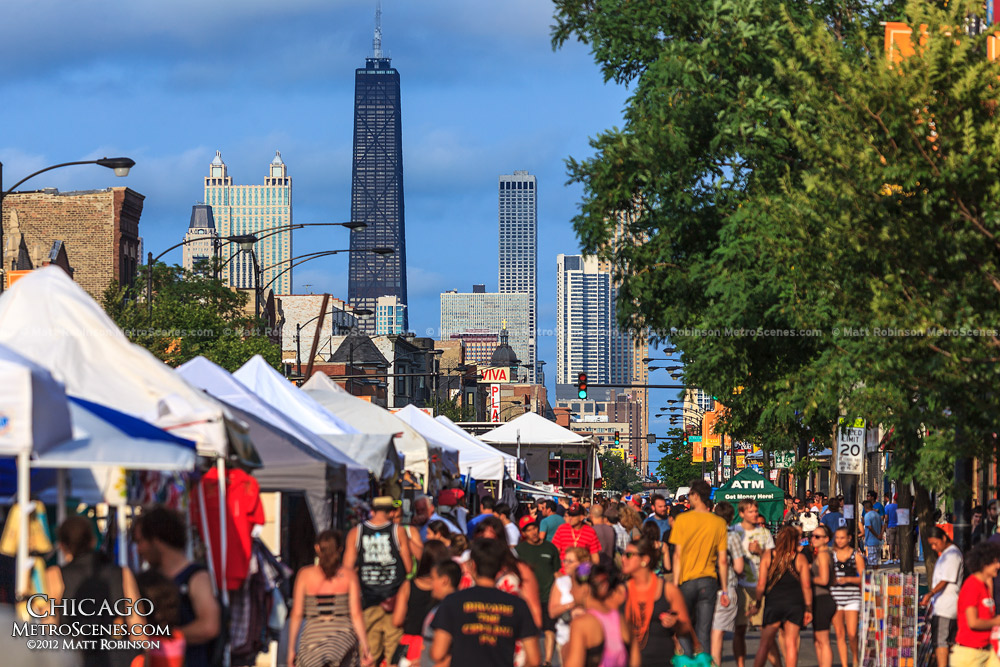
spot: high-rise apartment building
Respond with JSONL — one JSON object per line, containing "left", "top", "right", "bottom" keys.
{"left": 204, "top": 151, "right": 292, "bottom": 294}
{"left": 440, "top": 288, "right": 530, "bottom": 379}
{"left": 348, "top": 13, "right": 407, "bottom": 331}
{"left": 181, "top": 204, "right": 219, "bottom": 272}
{"left": 375, "top": 295, "right": 406, "bottom": 335}
{"left": 499, "top": 171, "right": 537, "bottom": 382}
{"left": 448, "top": 330, "right": 498, "bottom": 367}
{"left": 556, "top": 254, "right": 613, "bottom": 384}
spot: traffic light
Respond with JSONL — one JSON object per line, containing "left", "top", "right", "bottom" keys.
{"left": 577, "top": 372, "right": 588, "bottom": 399}
{"left": 614, "top": 431, "right": 620, "bottom": 446}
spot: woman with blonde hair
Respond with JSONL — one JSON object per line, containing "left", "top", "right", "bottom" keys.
{"left": 618, "top": 502, "right": 643, "bottom": 540}
{"left": 550, "top": 546, "right": 591, "bottom": 663}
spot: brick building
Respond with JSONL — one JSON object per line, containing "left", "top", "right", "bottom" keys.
{"left": 1, "top": 187, "right": 144, "bottom": 299}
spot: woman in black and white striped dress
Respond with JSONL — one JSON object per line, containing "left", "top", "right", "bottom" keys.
{"left": 287, "top": 530, "right": 374, "bottom": 667}
{"left": 830, "top": 526, "right": 865, "bottom": 667}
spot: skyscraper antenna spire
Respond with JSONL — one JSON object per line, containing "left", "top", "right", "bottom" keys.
{"left": 373, "top": 0, "right": 382, "bottom": 58}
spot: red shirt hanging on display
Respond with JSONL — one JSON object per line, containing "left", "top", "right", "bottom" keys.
{"left": 191, "top": 467, "right": 265, "bottom": 592}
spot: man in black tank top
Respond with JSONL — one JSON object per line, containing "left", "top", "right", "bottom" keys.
{"left": 134, "top": 507, "right": 221, "bottom": 667}
{"left": 344, "top": 496, "right": 413, "bottom": 666}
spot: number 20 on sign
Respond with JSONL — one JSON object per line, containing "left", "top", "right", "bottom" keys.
{"left": 835, "top": 417, "right": 866, "bottom": 476}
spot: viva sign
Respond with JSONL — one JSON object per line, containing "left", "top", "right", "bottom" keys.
{"left": 481, "top": 367, "right": 511, "bottom": 383}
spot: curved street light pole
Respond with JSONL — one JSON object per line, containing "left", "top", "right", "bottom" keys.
{"left": 1, "top": 157, "right": 135, "bottom": 293}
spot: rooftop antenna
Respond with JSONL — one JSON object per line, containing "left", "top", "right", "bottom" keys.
{"left": 373, "top": 0, "right": 382, "bottom": 58}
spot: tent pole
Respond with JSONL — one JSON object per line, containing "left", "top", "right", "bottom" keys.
{"left": 57, "top": 470, "right": 67, "bottom": 566}
{"left": 16, "top": 450, "right": 30, "bottom": 600}
{"left": 217, "top": 457, "right": 230, "bottom": 607}
{"left": 117, "top": 505, "right": 128, "bottom": 568}
{"left": 590, "top": 443, "right": 596, "bottom": 505}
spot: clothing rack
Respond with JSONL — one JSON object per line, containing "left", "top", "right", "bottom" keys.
{"left": 861, "top": 572, "right": 920, "bottom": 667}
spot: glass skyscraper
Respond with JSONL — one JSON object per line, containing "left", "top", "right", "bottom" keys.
{"left": 498, "top": 171, "right": 537, "bottom": 382}
{"left": 347, "top": 41, "right": 407, "bottom": 332}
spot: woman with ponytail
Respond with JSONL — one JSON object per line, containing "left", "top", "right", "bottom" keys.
{"left": 565, "top": 558, "right": 640, "bottom": 667}
{"left": 287, "top": 530, "right": 373, "bottom": 667}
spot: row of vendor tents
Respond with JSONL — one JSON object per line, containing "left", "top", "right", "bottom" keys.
{"left": 0, "top": 267, "right": 522, "bottom": 593}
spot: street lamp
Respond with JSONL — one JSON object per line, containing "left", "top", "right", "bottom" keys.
{"left": 257, "top": 247, "right": 395, "bottom": 294}
{"left": 1, "top": 156, "right": 135, "bottom": 292}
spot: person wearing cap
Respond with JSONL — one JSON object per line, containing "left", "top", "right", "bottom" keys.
{"left": 344, "top": 496, "right": 413, "bottom": 666}
{"left": 551, "top": 502, "right": 602, "bottom": 564}
{"left": 516, "top": 516, "right": 561, "bottom": 667}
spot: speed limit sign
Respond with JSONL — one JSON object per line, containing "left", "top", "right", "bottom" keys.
{"left": 835, "top": 417, "right": 865, "bottom": 475}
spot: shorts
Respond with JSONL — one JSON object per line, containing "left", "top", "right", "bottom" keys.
{"left": 762, "top": 601, "right": 805, "bottom": 628}
{"left": 931, "top": 615, "right": 957, "bottom": 649}
{"left": 541, "top": 605, "right": 556, "bottom": 633}
{"left": 736, "top": 587, "right": 763, "bottom": 627}
{"left": 950, "top": 644, "right": 1000, "bottom": 667}
{"left": 712, "top": 585, "right": 738, "bottom": 632}
{"left": 886, "top": 530, "right": 898, "bottom": 548}
{"left": 813, "top": 595, "right": 836, "bottom": 632}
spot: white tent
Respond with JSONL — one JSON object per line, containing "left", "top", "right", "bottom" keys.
{"left": 479, "top": 411, "right": 591, "bottom": 446}
{"left": 434, "top": 415, "right": 517, "bottom": 479}
{"left": 176, "top": 356, "right": 372, "bottom": 506}
{"left": 0, "top": 267, "right": 228, "bottom": 455}
{"left": 232, "top": 356, "right": 380, "bottom": 494}
{"left": 302, "top": 373, "right": 445, "bottom": 483}
{"left": 394, "top": 405, "right": 503, "bottom": 482}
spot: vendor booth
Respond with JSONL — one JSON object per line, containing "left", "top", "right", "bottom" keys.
{"left": 480, "top": 412, "right": 596, "bottom": 488}
{"left": 395, "top": 406, "right": 504, "bottom": 483}
{"left": 713, "top": 468, "right": 786, "bottom": 526}
{"left": 302, "top": 372, "right": 445, "bottom": 489}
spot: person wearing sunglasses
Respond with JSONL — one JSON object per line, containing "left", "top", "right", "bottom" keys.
{"left": 623, "top": 537, "right": 700, "bottom": 665}
{"left": 810, "top": 526, "right": 837, "bottom": 667}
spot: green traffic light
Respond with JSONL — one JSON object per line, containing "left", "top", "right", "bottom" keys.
{"left": 578, "top": 389, "right": 587, "bottom": 399}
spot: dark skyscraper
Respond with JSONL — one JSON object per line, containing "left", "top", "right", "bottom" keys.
{"left": 348, "top": 6, "right": 407, "bottom": 331}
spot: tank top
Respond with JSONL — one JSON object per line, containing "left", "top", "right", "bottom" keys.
{"left": 173, "top": 563, "right": 211, "bottom": 667}
{"left": 627, "top": 579, "right": 676, "bottom": 663}
{"left": 402, "top": 582, "right": 435, "bottom": 635}
{"left": 590, "top": 608, "right": 628, "bottom": 667}
{"left": 831, "top": 548, "right": 861, "bottom": 607}
{"left": 811, "top": 548, "right": 835, "bottom": 596}
{"left": 356, "top": 520, "right": 406, "bottom": 608}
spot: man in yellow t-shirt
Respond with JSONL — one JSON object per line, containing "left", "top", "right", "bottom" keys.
{"left": 669, "top": 478, "right": 729, "bottom": 656}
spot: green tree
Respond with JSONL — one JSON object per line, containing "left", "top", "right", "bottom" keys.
{"left": 598, "top": 452, "right": 644, "bottom": 494}
{"left": 104, "top": 259, "right": 281, "bottom": 372}
{"left": 431, "top": 394, "right": 477, "bottom": 422}
{"left": 656, "top": 428, "right": 704, "bottom": 491}
{"left": 550, "top": 0, "right": 902, "bottom": 467}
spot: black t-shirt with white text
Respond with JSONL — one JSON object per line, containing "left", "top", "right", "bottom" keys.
{"left": 430, "top": 586, "right": 538, "bottom": 666}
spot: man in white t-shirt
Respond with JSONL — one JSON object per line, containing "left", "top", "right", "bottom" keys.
{"left": 731, "top": 499, "right": 776, "bottom": 667}
{"left": 921, "top": 527, "right": 963, "bottom": 667}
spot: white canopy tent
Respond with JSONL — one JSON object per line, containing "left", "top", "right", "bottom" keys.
{"left": 302, "top": 373, "right": 444, "bottom": 485}
{"left": 394, "top": 405, "right": 503, "bottom": 482}
{"left": 177, "top": 356, "right": 379, "bottom": 504}
{"left": 434, "top": 415, "right": 517, "bottom": 480}
{"left": 0, "top": 267, "right": 228, "bottom": 456}
{"left": 232, "top": 356, "right": 379, "bottom": 494}
{"left": 480, "top": 412, "right": 592, "bottom": 447}
{"left": 480, "top": 412, "right": 599, "bottom": 487}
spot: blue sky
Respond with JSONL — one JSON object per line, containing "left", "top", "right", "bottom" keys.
{"left": 0, "top": 0, "right": 679, "bottom": 466}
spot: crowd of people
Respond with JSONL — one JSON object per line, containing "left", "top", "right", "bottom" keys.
{"left": 32, "top": 481, "right": 1000, "bottom": 667}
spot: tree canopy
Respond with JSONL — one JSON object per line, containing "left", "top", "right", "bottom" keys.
{"left": 103, "top": 260, "right": 281, "bottom": 372}
{"left": 553, "top": 0, "right": 1000, "bottom": 494}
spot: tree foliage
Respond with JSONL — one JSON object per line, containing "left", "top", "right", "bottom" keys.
{"left": 656, "top": 428, "right": 704, "bottom": 491}
{"left": 552, "top": 0, "right": 1000, "bottom": 494}
{"left": 599, "top": 452, "right": 644, "bottom": 494}
{"left": 103, "top": 260, "right": 281, "bottom": 372}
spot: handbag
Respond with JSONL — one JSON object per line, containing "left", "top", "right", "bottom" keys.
{"left": 672, "top": 652, "right": 713, "bottom": 667}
